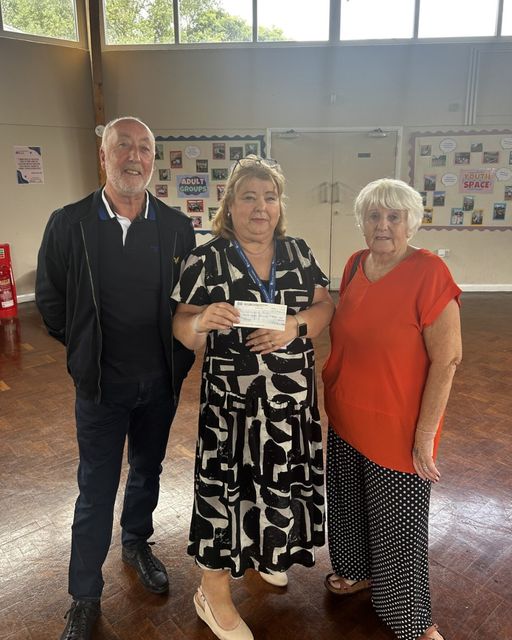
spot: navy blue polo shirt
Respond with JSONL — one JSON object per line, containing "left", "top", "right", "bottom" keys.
{"left": 98, "top": 192, "right": 167, "bottom": 382}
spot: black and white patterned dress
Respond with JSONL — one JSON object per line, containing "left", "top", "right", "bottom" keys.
{"left": 172, "top": 235, "right": 327, "bottom": 577}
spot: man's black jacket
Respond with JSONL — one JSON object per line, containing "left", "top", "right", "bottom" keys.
{"left": 35, "top": 188, "right": 195, "bottom": 403}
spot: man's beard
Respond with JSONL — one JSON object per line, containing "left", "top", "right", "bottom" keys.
{"left": 106, "top": 163, "right": 152, "bottom": 196}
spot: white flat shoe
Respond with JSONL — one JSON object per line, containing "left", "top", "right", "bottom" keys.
{"left": 193, "top": 586, "right": 254, "bottom": 640}
{"left": 259, "top": 570, "right": 288, "bottom": 587}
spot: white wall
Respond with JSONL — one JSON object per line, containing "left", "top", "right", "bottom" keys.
{"left": 0, "top": 38, "right": 97, "bottom": 295}
{"left": 1, "top": 37, "right": 511, "bottom": 293}
{"left": 102, "top": 43, "right": 474, "bottom": 129}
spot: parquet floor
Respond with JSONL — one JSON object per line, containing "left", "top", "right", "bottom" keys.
{"left": 0, "top": 294, "right": 511, "bottom": 640}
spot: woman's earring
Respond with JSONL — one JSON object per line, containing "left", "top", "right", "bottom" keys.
{"left": 227, "top": 211, "right": 231, "bottom": 217}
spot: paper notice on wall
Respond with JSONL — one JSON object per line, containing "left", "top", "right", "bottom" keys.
{"left": 14, "top": 146, "right": 44, "bottom": 184}
{"left": 459, "top": 168, "right": 495, "bottom": 193}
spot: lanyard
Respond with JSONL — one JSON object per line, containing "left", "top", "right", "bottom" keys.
{"left": 232, "top": 239, "right": 277, "bottom": 303}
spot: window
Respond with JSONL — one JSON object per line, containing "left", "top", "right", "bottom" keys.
{"left": 258, "top": 0, "right": 329, "bottom": 42}
{"left": 97, "top": 0, "right": 512, "bottom": 47}
{"left": 102, "top": 0, "right": 324, "bottom": 46}
{"left": 178, "top": 0, "right": 252, "bottom": 44}
{"left": 418, "top": 0, "right": 500, "bottom": 38}
{"left": 0, "top": 0, "right": 78, "bottom": 41}
{"left": 104, "top": 0, "right": 174, "bottom": 45}
{"left": 502, "top": 0, "right": 512, "bottom": 35}
{"left": 340, "top": 0, "right": 415, "bottom": 41}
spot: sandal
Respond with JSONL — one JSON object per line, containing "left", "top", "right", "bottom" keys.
{"left": 418, "top": 623, "right": 444, "bottom": 640}
{"left": 324, "top": 573, "right": 371, "bottom": 596}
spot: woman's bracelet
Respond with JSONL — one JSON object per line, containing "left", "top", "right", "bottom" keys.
{"left": 415, "top": 428, "right": 437, "bottom": 435}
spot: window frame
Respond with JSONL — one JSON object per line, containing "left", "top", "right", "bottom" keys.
{"left": 99, "top": 0, "right": 512, "bottom": 52}
{"left": 0, "top": 0, "right": 86, "bottom": 48}
{"left": 2, "top": 0, "right": 510, "bottom": 51}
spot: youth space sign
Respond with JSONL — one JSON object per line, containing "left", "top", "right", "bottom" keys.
{"left": 459, "top": 169, "right": 495, "bottom": 193}
{"left": 176, "top": 174, "right": 210, "bottom": 198}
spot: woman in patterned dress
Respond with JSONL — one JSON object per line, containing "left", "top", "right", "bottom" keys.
{"left": 172, "top": 156, "right": 334, "bottom": 640}
{"left": 323, "top": 178, "right": 462, "bottom": 640}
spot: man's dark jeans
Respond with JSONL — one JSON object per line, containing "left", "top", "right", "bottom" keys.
{"left": 69, "top": 376, "right": 176, "bottom": 600}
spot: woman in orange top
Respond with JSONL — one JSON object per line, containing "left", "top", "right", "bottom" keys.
{"left": 322, "top": 178, "right": 462, "bottom": 640}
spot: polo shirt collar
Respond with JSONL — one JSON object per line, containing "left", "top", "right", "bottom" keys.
{"left": 101, "top": 188, "right": 150, "bottom": 220}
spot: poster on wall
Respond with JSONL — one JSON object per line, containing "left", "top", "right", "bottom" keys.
{"left": 13, "top": 146, "right": 44, "bottom": 184}
{"left": 151, "top": 134, "right": 266, "bottom": 233}
{"left": 409, "top": 130, "right": 512, "bottom": 231}
{"left": 177, "top": 174, "right": 210, "bottom": 199}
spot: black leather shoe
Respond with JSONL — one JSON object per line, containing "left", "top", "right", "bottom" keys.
{"left": 60, "top": 600, "right": 100, "bottom": 640}
{"left": 122, "top": 542, "right": 169, "bottom": 593}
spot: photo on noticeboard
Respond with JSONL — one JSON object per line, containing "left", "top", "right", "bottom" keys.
{"left": 471, "top": 209, "right": 483, "bottom": 225}
{"left": 230, "top": 146, "right": 244, "bottom": 161}
{"left": 431, "top": 155, "right": 446, "bottom": 167}
{"left": 433, "top": 191, "right": 445, "bottom": 207}
{"left": 422, "top": 208, "right": 433, "bottom": 224}
{"left": 155, "top": 184, "right": 168, "bottom": 197}
{"left": 463, "top": 196, "right": 475, "bottom": 211}
{"left": 493, "top": 202, "right": 506, "bottom": 220}
{"left": 454, "top": 152, "right": 470, "bottom": 165}
{"left": 187, "top": 199, "right": 204, "bottom": 213}
{"left": 170, "top": 150, "right": 183, "bottom": 168}
{"left": 212, "top": 143, "right": 226, "bottom": 160}
{"left": 245, "top": 142, "right": 259, "bottom": 156}
{"left": 196, "top": 159, "right": 208, "bottom": 173}
{"left": 211, "top": 168, "right": 229, "bottom": 181}
{"left": 424, "top": 175, "right": 436, "bottom": 191}
{"left": 450, "top": 208, "right": 464, "bottom": 225}
{"left": 483, "top": 151, "right": 499, "bottom": 164}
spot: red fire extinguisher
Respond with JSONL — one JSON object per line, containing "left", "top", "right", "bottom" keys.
{"left": 0, "top": 244, "right": 18, "bottom": 319}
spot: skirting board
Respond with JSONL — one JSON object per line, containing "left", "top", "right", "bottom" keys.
{"left": 458, "top": 284, "right": 512, "bottom": 292}
{"left": 328, "top": 279, "right": 512, "bottom": 293}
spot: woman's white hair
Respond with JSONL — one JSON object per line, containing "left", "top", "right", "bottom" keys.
{"left": 354, "top": 178, "right": 424, "bottom": 238}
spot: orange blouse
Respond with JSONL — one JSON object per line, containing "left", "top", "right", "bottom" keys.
{"left": 322, "top": 249, "right": 461, "bottom": 473}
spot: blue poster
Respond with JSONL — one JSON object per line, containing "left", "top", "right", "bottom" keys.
{"left": 176, "top": 174, "right": 210, "bottom": 198}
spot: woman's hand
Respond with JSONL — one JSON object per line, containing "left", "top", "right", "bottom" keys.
{"left": 173, "top": 302, "right": 240, "bottom": 350}
{"left": 245, "top": 286, "right": 334, "bottom": 354}
{"left": 193, "top": 302, "right": 240, "bottom": 334}
{"left": 245, "top": 316, "right": 298, "bottom": 354}
{"left": 413, "top": 430, "right": 441, "bottom": 482}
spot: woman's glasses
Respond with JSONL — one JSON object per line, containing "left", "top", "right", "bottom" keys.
{"left": 232, "top": 156, "right": 280, "bottom": 172}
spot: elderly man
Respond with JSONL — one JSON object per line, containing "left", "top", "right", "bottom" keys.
{"left": 36, "top": 117, "right": 195, "bottom": 640}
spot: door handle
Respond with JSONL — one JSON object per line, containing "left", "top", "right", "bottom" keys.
{"left": 319, "top": 182, "right": 329, "bottom": 203}
{"left": 332, "top": 181, "right": 341, "bottom": 204}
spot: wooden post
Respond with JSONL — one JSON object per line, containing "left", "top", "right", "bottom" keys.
{"left": 86, "top": 0, "right": 106, "bottom": 186}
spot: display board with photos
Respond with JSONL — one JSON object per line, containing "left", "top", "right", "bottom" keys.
{"left": 409, "top": 130, "right": 512, "bottom": 230}
{"left": 151, "top": 134, "right": 265, "bottom": 231}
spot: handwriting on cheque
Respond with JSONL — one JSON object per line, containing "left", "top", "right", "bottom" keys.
{"left": 233, "top": 301, "right": 287, "bottom": 330}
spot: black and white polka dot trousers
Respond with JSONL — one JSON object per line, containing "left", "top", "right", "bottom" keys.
{"left": 326, "top": 427, "right": 433, "bottom": 640}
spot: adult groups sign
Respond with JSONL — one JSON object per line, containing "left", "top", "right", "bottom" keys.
{"left": 459, "top": 168, "right": 495, "bottom": 193}
{"left": 176, "top": 174, "right": 209, "bottom": 198}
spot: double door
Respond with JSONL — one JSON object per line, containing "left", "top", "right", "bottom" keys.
{"left": 270, "top": 130, "right": 399, "bottom": 289}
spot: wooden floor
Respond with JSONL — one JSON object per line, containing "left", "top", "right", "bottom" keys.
{"left": 0, "top": 294, "right": 511, "bottom": 640}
